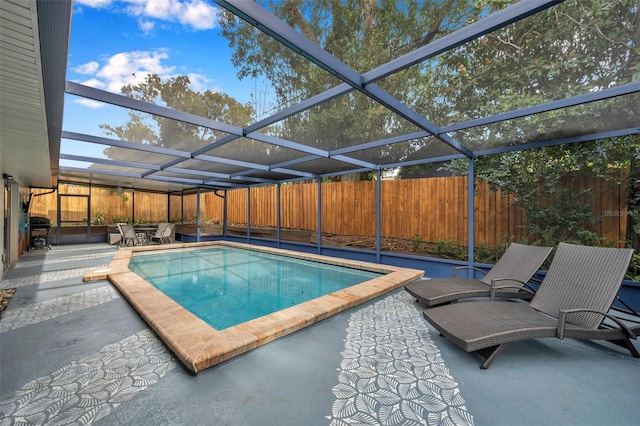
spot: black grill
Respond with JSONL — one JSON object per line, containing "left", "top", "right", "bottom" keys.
{"left": 30, "top": 216, "right": 51, "bottom": 250}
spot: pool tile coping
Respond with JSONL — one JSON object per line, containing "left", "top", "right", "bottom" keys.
{"left": 83, "top": 241, "right": 423, "bottom": 373}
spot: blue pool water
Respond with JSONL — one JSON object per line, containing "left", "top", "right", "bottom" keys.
{"left": 128, "top": 246, "right": 382, "bottom": 329}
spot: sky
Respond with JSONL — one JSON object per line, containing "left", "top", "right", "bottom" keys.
{"left": 62, "top": 0, "right": 269, "bottom": 164}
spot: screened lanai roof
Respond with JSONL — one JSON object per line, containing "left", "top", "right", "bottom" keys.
{"left": 5, "top": 0, "right": 639, "bottom": 194}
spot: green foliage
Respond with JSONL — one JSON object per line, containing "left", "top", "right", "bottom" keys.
{"left": 626, "top": 253, "right": 640, "bottom": 281}
{"left": 444, "top": 136, "right": 640, "bottom": 248}
{"left": 475, "top": 240, "right": 509, "bottom": 264}
{"left": 101, "top": 74, "right": 255, "bottom": 163}
{"left": 219, "top": 0, "right": 512, "bottom": 180}
{"left": 411, "top": 233, "right": 423, "bottom": 253}
{"left": 91, "top": 212, "right": 106, "bottom": 225}
{"left": 433, "top": 238, "right": 465, "bottom": 260}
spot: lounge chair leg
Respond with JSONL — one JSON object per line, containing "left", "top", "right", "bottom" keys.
{"left": 476, "top": 344, "right": 506, "bottom": 369}
{"left": 609, "top": 339, "right": 640, "bottom": 358}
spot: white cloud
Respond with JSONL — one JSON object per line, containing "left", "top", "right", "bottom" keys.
{"left": 73, "top": 61, "right": 100, "bottom": 74}
{"left": 124, "top": 0, "right": 217, "bottom": 30}
{"left": 186, "top": 72, "right": 218, "bottom": 93}
{"left": 74, "top": 98, "right": 105, "bottom": 108}
{"left": 75, "top": 0, "right": 112, "bottom": 7}
{"left": 179, "top": 0, "right": 218, "bottom": 30}
{"left": 70, "top": 50, "right": 217, "bottom": 109}
{"left": 80, "top": 78, "right": 106, "bottom": 88}
{"left": 95, "top": 50, "right": 176, "bottom": 92}
{"left": 138, "top": 19, "right": 155, "bottom": 34}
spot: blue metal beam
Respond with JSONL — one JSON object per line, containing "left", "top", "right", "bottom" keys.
{"left": 146, "top": 175, "right": 204, "bottom": 185}
{"left": 270, "top": 155, "right": 323, "bottom": 169}
{"left": 59, "top": 154, "right": 161, "bottom": 171}
{"left": 330, "top": 132, "right": 430, "bottom": 156}
{"left": 246, "top": 132, "right": 329, "bottom": 157}
{"left": 270, "top": 167, "right": 318, "bottom": 179}
{"left": 59, "top": 166, "right": 142, "bottom": 179}
{"left": 376, "top": 169, "right": 381, "bottom": 263}
{"left": 442, "top": 82, "right": 640, "bottom": 134}
{"left": 245, "top": 84, "right": 354, "bottom": 134}
{"left": 467, "top": 159, "right": 475, "bottom": 273}
{"left": 164, "top": 167, "right": 230, "bottom": 179}
{"left": 213, "top": 1, "right": 363, "bottom": 89}
{"left": 364, "top": 0, "right": 566, "bottom": 84}
{"left": 214, "top": 1, "right": 472, "bottom": 158}
{"left": 381, "top": 154, "right": 467, "bottom": 170}
{"left": 364, "top": 84, "right": 473, "bottom": 157}
{"left": 191, "top": 134, "right": 242, "bottom": 157}
{"left": 474, "top": 127, "right": 640, "bottom": 157}
{"left": 331, "top": 155, "right": 377, "bottom": 169}
{"left": 66, "top": 81, "right": 243, "bottom": 136}
{"left": 62, "top": 131, "right": 191, "bottom": 158}
{"left": 194, "top": 154, "right": 270, "bottom": 171}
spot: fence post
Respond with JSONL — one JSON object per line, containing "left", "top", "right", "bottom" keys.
{"left": 467, "top": 160, "right": 475, "bottom": 276}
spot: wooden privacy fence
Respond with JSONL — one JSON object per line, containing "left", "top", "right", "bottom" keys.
{"left": 30, "top": 174, "right": 629, "bottom": 247}
{"left": 219, "top": 177, "right": 525, "bottom": 246}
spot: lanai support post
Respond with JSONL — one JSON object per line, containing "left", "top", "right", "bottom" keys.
{"left": 166, "top": 193, "right": 170, "bottom": 227}
{"left": 181, "top": 190, "right": 185, "bottom": 238}
{"left": 376, "top": 168, "right": 381, "bottom": 263}
{"left": 223, "top": 190, "right": 228, "bottom": 238}
{"left": 247, "top": 187, "right": 251, "bottom": 242}
{"left": 467, "top": 159, "right": 475, "bottom": 277}
{"left": 196, "top": 187, "right": 201, "bottom": 242}
{"left": 317, "top": 179, "right": 322, "bottom": 254}
{"left": 276, "top": 183, "right": 281, "bottom": 248}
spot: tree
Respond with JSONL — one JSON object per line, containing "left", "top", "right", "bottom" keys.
{"left": 100, "top": 74, "right": 257, "bottom": 163}
{"left": 438, "top": 0, "right": 639, "bottom": 247}
{"left": 218, "top": 0, "right": 508, "bottom": 180}
{"left": 443, "top": 135, "right": 640, "bottom": 247}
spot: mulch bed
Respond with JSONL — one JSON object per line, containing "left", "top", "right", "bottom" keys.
{"left": 0, "top": 289, "right": 16, "bottom": 318}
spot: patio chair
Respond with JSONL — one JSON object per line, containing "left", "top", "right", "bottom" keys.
{"left": 115, "top": 223, "right": 126, "bottom": 245}
{"left": 405, "top": 243, "right": 553, "bottom": 307}
{"left": 150, "top": 223, "right": 173, "bottom": 244}
{"left": 120, "top": 224, "right": 140, "bottom": 246}
{"left": 422, "top": 242, "right": 638, "bottom": 369}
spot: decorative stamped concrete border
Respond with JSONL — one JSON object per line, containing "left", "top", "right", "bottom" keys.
{"left": 0, "top": 330, "right": 176, "bottom": 425}
{"left": 328, "top": 291, "right": 474, "bottom": 425}
{"left": 83, "top": 241, "right": 424, "bottom": 373}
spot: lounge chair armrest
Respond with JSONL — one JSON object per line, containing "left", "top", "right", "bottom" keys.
{"left": 453, "top": 266, "right": 487, "bottom": 278}
{"left": 488, "top": 278, "right": 535, "bottom": 301}
{"left": 557, "top": 309, "right": 637, "bottom": 340}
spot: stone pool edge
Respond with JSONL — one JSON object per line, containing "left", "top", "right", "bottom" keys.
{"left": 83, "top": 241, "right": 424, "bottom": 373}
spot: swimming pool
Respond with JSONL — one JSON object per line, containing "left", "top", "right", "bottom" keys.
{"left": 128, "top": 246, "right": 383, "bottom": 329}
{"left": 84, "top": 242, "right": 423, "bottom": 373}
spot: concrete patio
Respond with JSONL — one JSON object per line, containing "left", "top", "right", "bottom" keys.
{"left": 1, "top": 243, "right": 638, "bottom": 425}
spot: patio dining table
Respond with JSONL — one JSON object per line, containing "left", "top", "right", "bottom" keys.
{"left": 134, "top": 226, "right": 158, "bottom": 245}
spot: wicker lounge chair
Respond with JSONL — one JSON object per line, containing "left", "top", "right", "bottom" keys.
{"left": 422, "top": 242, "right": 638, "bottom": 369}
{"left": 405, "top": 243, "right": 552, "bottom": 307}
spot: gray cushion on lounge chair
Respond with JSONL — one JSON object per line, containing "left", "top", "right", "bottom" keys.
{"left": 405, "top": 243, "right": 552, "bottom": 307}
{"left": 423, "top": 242, "right": 636, "bottom": 369}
